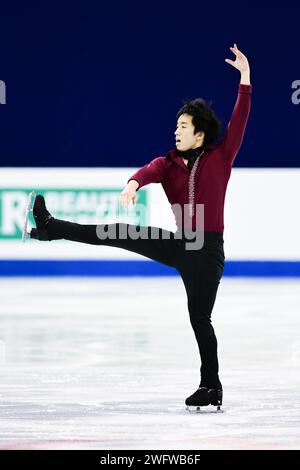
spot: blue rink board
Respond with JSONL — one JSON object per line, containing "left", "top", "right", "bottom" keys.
{"left": 0, "top": 260, "right": 300, "bottom": 277}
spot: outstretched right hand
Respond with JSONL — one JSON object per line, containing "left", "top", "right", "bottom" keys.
{"left": 118, "top": 181, "right": 138, "bottom": 209}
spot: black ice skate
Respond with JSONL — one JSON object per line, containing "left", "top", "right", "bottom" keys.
{"left": 22, "top": 192, "right": 53, "bottom": 242}
{"left": 185, "top": 387, "right": 223, "bottom": 413}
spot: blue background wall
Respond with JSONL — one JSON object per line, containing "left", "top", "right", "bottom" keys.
{"left": 0, "top": 3, "right": 299, "bottom": 168}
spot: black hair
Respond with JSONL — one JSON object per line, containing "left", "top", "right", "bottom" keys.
{"left": 176, "top": 98, "right": 222, "bottom": 147}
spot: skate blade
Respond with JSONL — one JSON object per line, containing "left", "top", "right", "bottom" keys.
{"left": 22, "top": 190, "right": 36, "bottom": 242}
{"left": 186, "top": 405, "right": 224, "bottom": 414}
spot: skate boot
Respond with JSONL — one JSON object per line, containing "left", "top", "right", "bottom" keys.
{"left": 23, "top": 193, "right": 53, "bottom": 241}
{"left": 185, "top": 387, "right": 223, "bottom": 413}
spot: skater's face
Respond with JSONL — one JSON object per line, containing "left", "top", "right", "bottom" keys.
{"left": 175, "top": 114, "right": 205, "bottom": 151}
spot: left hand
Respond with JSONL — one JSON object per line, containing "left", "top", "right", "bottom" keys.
{"left": 225, "top": 43, "right": 250, "bottom": 74}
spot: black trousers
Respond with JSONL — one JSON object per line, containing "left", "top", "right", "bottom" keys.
{"left": 47, "top": 219, "right": 225, "bottom": 389}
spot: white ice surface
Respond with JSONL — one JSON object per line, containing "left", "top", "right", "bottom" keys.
{"left": 0, "top": 276, "right": 299, "bottom": 450}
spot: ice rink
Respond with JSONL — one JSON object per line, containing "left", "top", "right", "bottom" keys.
{"left": 0, "top": 276, "right": 299, "bottom": 450}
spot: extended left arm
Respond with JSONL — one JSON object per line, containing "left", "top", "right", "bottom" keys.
{"left": 220, "top": 44, "right": 252, "bottom": 164}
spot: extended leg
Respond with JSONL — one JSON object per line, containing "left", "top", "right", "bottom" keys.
{"left": 28, "top": 194, "right": 179, "bottom": 268}
{"left": 46, "top": 218, "right": 179, "bottom": 268}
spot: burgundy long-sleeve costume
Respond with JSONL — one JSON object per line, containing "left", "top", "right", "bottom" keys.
{"left": 127, "top": 84, "right": 252, "bottom": 233}
{"left": 43, "top": 83, "right": 252, "bottom": 397}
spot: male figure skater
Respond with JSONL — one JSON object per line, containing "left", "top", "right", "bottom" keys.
{"left": 27, "top": 43, "right": 251, "bottom": 411}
